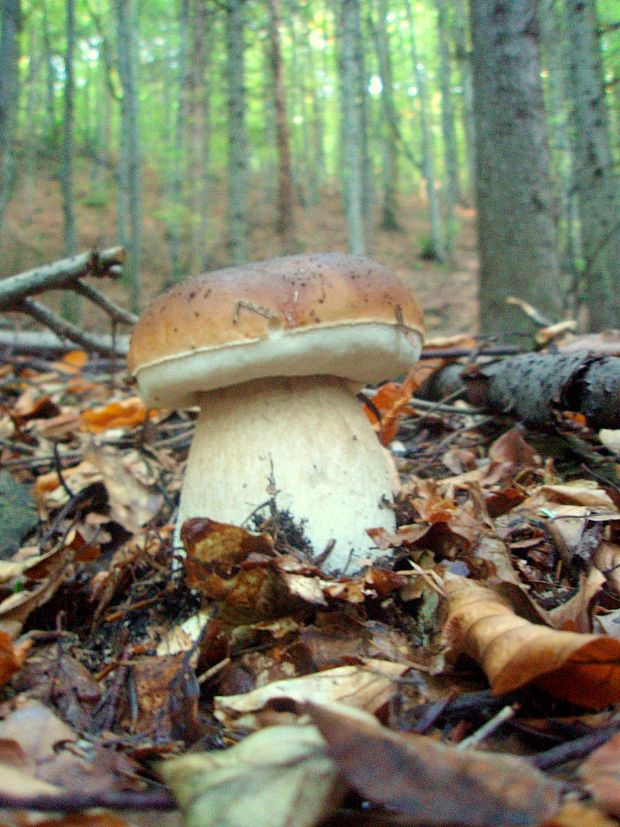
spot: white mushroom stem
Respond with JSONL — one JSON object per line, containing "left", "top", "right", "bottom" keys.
{"left": 177, "top": 375, "right": 398, "bottom": 572}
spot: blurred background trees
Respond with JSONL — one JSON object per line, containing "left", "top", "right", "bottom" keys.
{"left": 0, "top": 0, "right": 619, "bottom": 336}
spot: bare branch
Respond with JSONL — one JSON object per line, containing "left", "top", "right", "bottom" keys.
{"left": 72, "top": 281, "right": 138, "bottom": 325}
{"left": 16, "top": 298, "right": 129, "bottom": 357}
{"left": 0, "top": 246, "right": 126, "bottom": 308}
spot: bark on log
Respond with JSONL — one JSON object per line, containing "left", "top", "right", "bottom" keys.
{"left": 418, "top": 352, "right": 620, "bottom": 430}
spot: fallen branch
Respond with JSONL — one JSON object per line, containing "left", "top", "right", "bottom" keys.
{"left": 0, "top": 329, "right": 129, "bottom": 355}
{"left": 14, "top": 299, "right": 129, "bottom": 358}
{"left": 0, "top": 246, "right": 126, "bottom": 306}
{"left": 1, "top": 246, "right": 133, "bottom": 357}
{"left": 418, "top": 351, "right": 620, "bottom": 431}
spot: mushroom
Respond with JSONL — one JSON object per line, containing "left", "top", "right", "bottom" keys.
{"left": 128, "top": 253, "right": 425, "bottom": 572}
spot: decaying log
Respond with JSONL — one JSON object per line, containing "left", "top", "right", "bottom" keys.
{"left": 0, "top": 329, "right": 129, "bottom": 355}
{"left": 1, "top": 246, "right": 134, "bottom": 357}
{"left": 418, "top": 352, "right": 620, "bottom": 430}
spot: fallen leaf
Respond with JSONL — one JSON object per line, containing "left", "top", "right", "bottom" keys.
{"left": 0, "top": 632, "right": 31, "bottom": 688}
{"left": 579, "top": 732, "right": 620, "bottom": 817}
{"left": 214, "top": 659, "right": 409, "bottom": 729}
{"left": 81, "top": 397, "right": 155, "bottom": 433}
{"left": 86, "top": 447, "right": 163, "bottom": 533}
{"left": 443, "top": 574, "right": 620, "bottom": 708}
{"left": 363, "top": 367, "right": 420, "bottom": 446}
{"left": 306, "top": 702, "right": 559, "bottom": 827}
{"left": 158, "top": 724, "right": 345, "bottom": 827}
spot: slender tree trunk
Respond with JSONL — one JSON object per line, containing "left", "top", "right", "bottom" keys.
{"left": 41, "top": 0, "right": 56, "bottom": 146}
{"left": 354, "top": 8, "right": 373, "bottom": 244}
{"left": 268, "top": 0, "right": 297, "bottom": 253}
{"left": 404, "top": 0, "right": 445, "bottom": 262}
{"left": 563, "top": 0, "right": 620, "bottom": 330}
{"left": 61, "top": 0, "right": 78, "bottom": 321}
{"left": 185, "top": 0, "right": 212, "bottom": 275}
{"left": 116, "top": 0, "right": 141, "bottom": 311}
{"left": 339, "top": 0, "right": 365, "bottom": 254}
{"left": 0, "top": 0, "right": 21, "bottom": 237}
{"left": 436, "top": 0, "right": 460, "bottom": 255}
{"left": 539, "top": 0, "right": 580, "bottom": 305}
{"left": 165, "top": 0, "right": 188, "bottom": 283}
{"left": 23, "top": 21, "right": 37, "bottom": 223}
{"left": 470, "top": 0, "right": 562, "bottom": 335}
{"left": 225, "top": 0, "right": 249, "bottom": 265}
{"left": 373, "top": 0, "right": 401, "bottom": 232}
{"left": 453, "top": 0, "right": 475, "bottom": 200}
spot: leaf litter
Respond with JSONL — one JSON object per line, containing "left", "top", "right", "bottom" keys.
{"left": 3, "top": 351, "right": 620, "bottom": 825}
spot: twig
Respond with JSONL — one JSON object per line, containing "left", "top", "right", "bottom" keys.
{"left": 455, "top": 704, "right": 519, "bottom": 750}
{"left": 16, "top": 298, "right": 127, "bottom": 357}
{"left": 0, "top": 789, "right": 177, "bottom": 813}
{"left": 529, "top": 717, "right": 620, "bottom": 770}
{"left": 72, "top": 281, "right": 138, "bottom": 325}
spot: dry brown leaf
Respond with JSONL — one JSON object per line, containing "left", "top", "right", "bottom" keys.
{"left": 81, "top": 396, "right": 155, "bottom": 433}
{"left": 0, "top": 552, "right": 71, "bottom": 638}
{"left": 444, "top": 573, "right": 620, "bottom": 707}
{"left": 0, "top": 632, "right": 31, "bottom": 688}
{"left": 158, "top": 724, "right": 345, "bottom": 827}
{"left": 85, "top": 447, "right": 163, "bottom": 533}
{"left": 214, "top": 659, "right": 409, "bottom": 730}
{"left": 36, "top": 815, "right": 132, "bottom": 827}
{"left": 580, "top": 732, "right": 620, "bottom": 817}
{"left": 540, "top": 482, "right": 616, "bottom": 509}
{"left": 488, "top": 427, "right": 541, "bottom": 470}
{"left": 541, "top": 801, "right": 618, "bottom": 827}
{"left": 306, "top": 702, "right": 559, "bottom": 827}
{"left": 548, "top": 568, "right": 605, "bottom": 633}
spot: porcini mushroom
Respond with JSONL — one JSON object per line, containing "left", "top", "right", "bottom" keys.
{"left": 128, "top": 253, "right": 425, "bottom": 572}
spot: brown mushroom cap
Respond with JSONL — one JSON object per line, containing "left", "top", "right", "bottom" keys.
{"left": 129, "top": 253, "right": 425, "bottom": 408}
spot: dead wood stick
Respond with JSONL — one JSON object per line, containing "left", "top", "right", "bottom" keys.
{"left": 0, "top": 328, "right": 130, "bottom": 355}
{"left": 418, "top": 351, "right": 620, "bottom": 431}
{"left": 0, "top": 246, "right": 126, "bottom": 308}
{"left": 0, "top": 789, "right": 177, "bottom": 813}
{"left": 71, "top": 280, "right": 138, "bottom": 325}
{"left": 15, "top": 298, "right": 127, "bottom": 357}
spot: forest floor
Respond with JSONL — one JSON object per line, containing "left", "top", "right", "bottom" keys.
{"left": 0, "top": 164, "right": 479, "bottom": 338}
{"left": 5, "top": 171, "right": 620, "bottom": 827}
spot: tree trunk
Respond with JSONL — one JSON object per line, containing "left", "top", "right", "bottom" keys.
{"left": 61, "top": 0, "right": 78, "bottom": 322}
{"left": 225, "top": 0, "right": 249, "bottom": 265}
{"left": 453, "top": 0, "right": 475, "bottom": 200}
{"left": 268, "top": 0, "right": 297, "bottom": 253}
{"left": 470, "top": 0, "right": 562, "bottom": 336}
{"left": 373, "top": 0, "right": 401, "bottom": 232}
{"left": 116, "top": 0, "right": 141, "bottom": 312}
{"left": 41, "top": 0, "right": 56, "bottom": 146}
{"left": 339, "top": 0, "right": 366, "bottom": 255}
{"left": 0, "top": 0, "right": 21, "bottom": 236}
{"left": 185, "top": 0, "right": 212, "bottom": 275}
{"left": 404, "top": 0, "right": 445, "bottom": 263}
{"left": 563, "top": 0, "right": 620, "bottom": 330}
{"left": 436, "top": 0, "right": 460, "bottom": 252}
{"left": 539, "top": 0, "right": 580, "bottom": 305}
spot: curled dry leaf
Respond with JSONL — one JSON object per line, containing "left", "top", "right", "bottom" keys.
{"left": 214, "top": 659, "right": 409, "bottom": 730}
{"left": 444, "top": 574, "right": 620, "bottom": 708}
{"left": 305, "top": 702, "right": 559, "bottom": 827}
{"left": 158, "top": 724, "right": 345, "bottom": 827}
{"left": 81, "top": 396, "right": 155, "bottom": 433}
{"left": 362, "top": 367, "right": 420, "bottom": 446}
{"left": 0, "top": 631, "right": 31, "bottom": 688}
